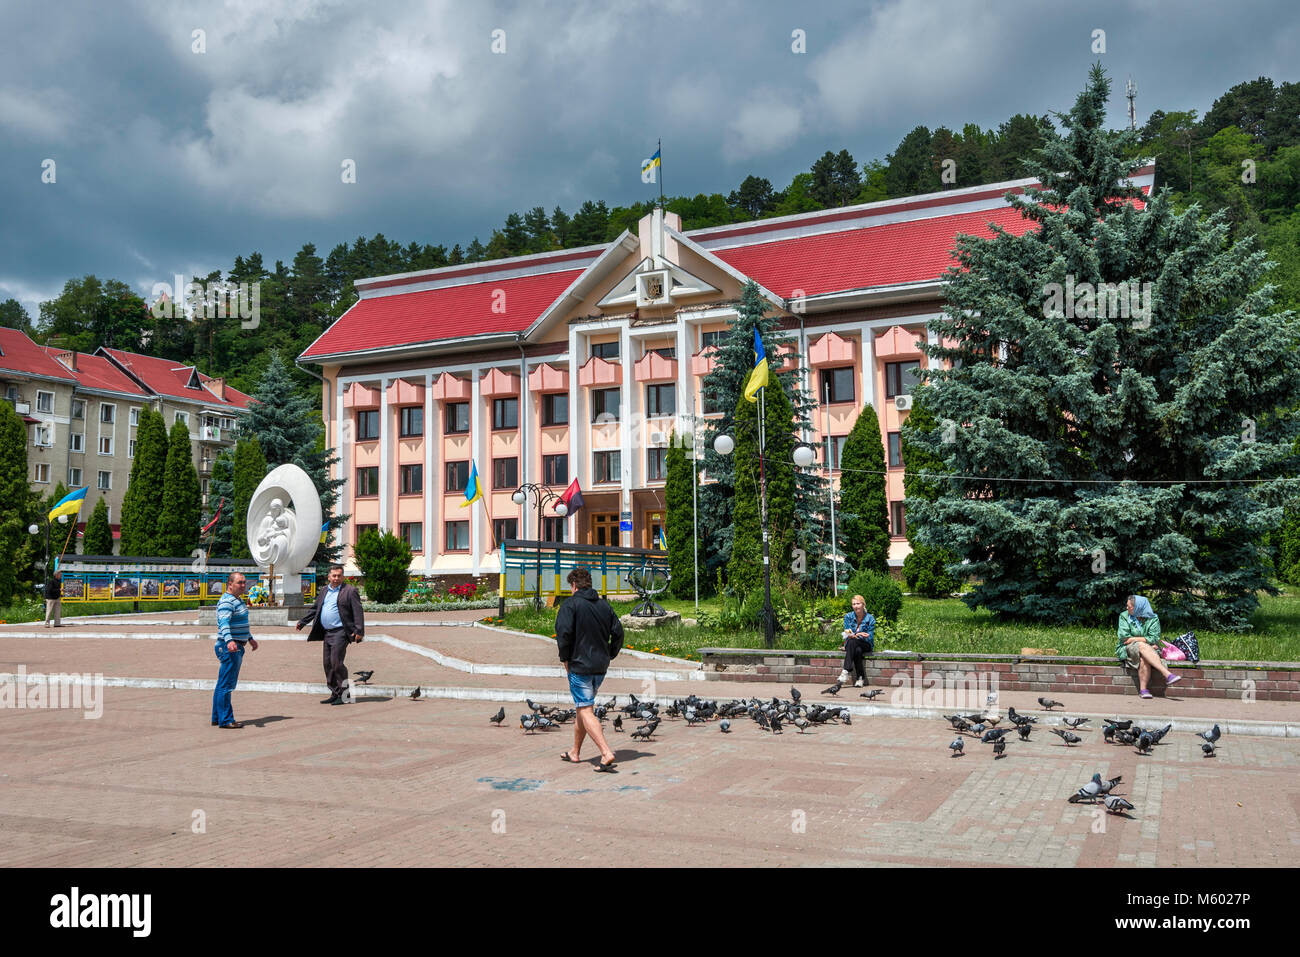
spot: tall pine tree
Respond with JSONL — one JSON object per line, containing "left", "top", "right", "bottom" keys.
{"left": 664, "top": 432, "right": 696, "bottom": 599}
{"left": 726, "top": 381, "right": 797, "bottom": 597}
{"left": 205, "top": 448, "right": 235, "bottom": 558}
{"left": 157, "top": 419, "right": 202, "bottom": 557}
{"left": 899, "top": 399, "right": 958, "bottom": 597}
{"left": 0, "top": 401, "right": 39, "bottom": 603}
{"left": 119, "top": 406, "right": 168, "bottom": 555}
{"left": 231, "top": 437, "right": 267, "bottom": 560}
{"left": 912, "top": 65, "right": 1300, "bottom": 629}
{"left": 83, "top": 497, "right": 114, "bottom": 556}
{"left": 838, "top": 402, "right": 890, "bottom": 575}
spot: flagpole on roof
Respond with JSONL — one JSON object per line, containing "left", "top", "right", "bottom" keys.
{"left": 659, "top": 138, "right": 664, "bottom": 209}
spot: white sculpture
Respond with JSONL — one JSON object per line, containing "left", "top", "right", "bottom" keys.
{"left": 246, "top": 464, "right": 321, "bottom": 607}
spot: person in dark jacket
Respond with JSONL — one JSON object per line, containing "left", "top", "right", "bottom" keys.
{"left": 44, "top": 570, "right": 63, "bottom": 627}
{"left": 556, "top": 566, "right": 622, "bottom": 771}
{"left": 295, "top": 565, "right": 365, "bottom": 704}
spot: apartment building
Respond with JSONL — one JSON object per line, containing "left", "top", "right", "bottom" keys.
{"left": 300, "top": 167, "right": 1157, "bottom": 575}
{"left": 0, "top": 330, "right": 252, "bottom": 550}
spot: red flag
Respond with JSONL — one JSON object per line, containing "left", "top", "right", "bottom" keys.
{"left": 559, "top": 478, "right": 584, "bottom": 515}
{"left": 201, "top": 497, "right": 225, "bottom": 535}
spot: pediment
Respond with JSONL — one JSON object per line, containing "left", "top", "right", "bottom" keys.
{"left": 597, "top": 257, "right": 721, "bottom": 308}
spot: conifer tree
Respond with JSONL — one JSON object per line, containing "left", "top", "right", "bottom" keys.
{"left": 664, "top": 433, "right": 696, "bottom": 599}
{"left": 911, "top": 65, "right": 1300, "bottom": 629}
{"left": 838, "top": 402, "right": 890, "bottom": 575}
{"left": 230, "top": 437, "right": 267, "bottom": 560}
{"left": 899, "top": 400, "right": 958, "bottom": 597}
{"left": 83, "top": 497, "right": 114, "bottom": 556}
{"left": 0, "top": 401, "right": 38, "bottom": 603}
{"left": 119, "top": 406, "right": 168, "bottom": 555}
{"left": 726, "top": 383, "right": 797, "bottom": 597}
{"left": 157, "top": 419, "right": 202, "bottom": 557}
{"left": 205, "top": 448, "right": 235, "bottom": 558}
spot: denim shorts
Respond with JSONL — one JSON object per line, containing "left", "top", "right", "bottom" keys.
{"left": 567, "top": 671, "right": 605, "bottom": 708}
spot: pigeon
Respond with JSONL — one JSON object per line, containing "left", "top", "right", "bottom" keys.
{"left": 860, "top": 689, "right": 884, "bottom": 699}
{"left": 953, "top": 719, "right": 971, "bottom": 734}
{"left": 944, "top": 714, "right": 967, "bottom": 729}
{"left": 1106, "top": 718, "right": 1132, "bottom": 730}
{"left": 684, "top": 712, "right": 707, "bottom": 726}
{"left": 1017, "top": 724, "right": 1033, "bottom": 741}
{"left": 520, "top": 715, "right": 538, "bottom": 733}
{"left": 992, "top": 737, "right": 1006, "bottom": 758}
{"left": 1068, "top": 773, "right": 1119, "bottom": 803}
{"left": 1051, "top": 728, "right": 1082, "bottom": 747}
{"left": 1098, "top": 775, "right": 1122, "bottom": 795}
{"left": 1116, "top": 729, "right": 1137, "bottom": 746}
{"left": 968, "top": 723, "right": 986, "bottom": 737}
{"left": 790, "top": 687, "right": 802, "bottom": 704}
{"left": 1196, "top": 724, "right": 1221, "bottom": 744}
{"left": 1149, "top": 723, "right": 1173, "bottom": 745}
{"left": 410, "top": 686, "right": 422, "bottom": 700}
{"left": 630, "top": 725, "right": 654, "bottom": 741}
{"left": 1038, "top": 697, "right": 1064, "bottom": 711}
{"left": 1135, "top": 732, "right": 1153, "bottom": 754}
{"left": 353, "top": 670, "right": 374, "bottom": 684}
{"left": 1201, "top": 742, "right": 1216, "bottom": 757}
{"left": 793, "top": 717, "right": 810, "bottom": 733}
{"left": 1063, "top": 717, "right": 1090, "bottom": 729}
{"left": 1007, "top": 707, "right": 1037, "bottom": 725}
{"left": 1104, "top": 794, "right": 1136, "bottom": 815}
{"left": 489, "top": 707, "right": 505, "bottom": 727}
{"left": 822, "top": 682, "right": 842, "bottom": 697}
{"left": 840, "top": 711, "right": 852, "bottom": 726}
{"left": 981, "top": 727, "right": 1014, "bottom": 744}
{"left": 1103, "top": 725, "right": 1116, "bottom": 743}
{"left": 720, "top": 719, "right": 731, "bottom": 733}
{"left": 613, "top": 715, "right": 623, "bottom": 732}
{"left": 949, "top": 738, "right": 964, "bottom": 756}
{"left": 770, "top": 715, "right": 783, "bottom": 734}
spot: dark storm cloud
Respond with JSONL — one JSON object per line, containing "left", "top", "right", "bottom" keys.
{"left": 1, "top": 0, "right": 1297, "bottom": 319}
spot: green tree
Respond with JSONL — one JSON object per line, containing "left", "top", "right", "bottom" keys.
{"left": 83, "top": 497, "right": 114, "bottom": 556}
{"left": 205, "top": 449, "right": 235, "bottom": 558}
{"left": 726, "top": 380, "right": 797, "bottom": 598}
{"left": 119, "top": 407, "right": 168, "bottom": 555}
{"left": 231, "top": 437, "right": 268, "bottom": 560}
{"left": 664, "top": 433, "right": 696, "bottom": 599}
{"left": 899, "top": 397, "right": 958, "bottom": 597}
{"left": 914, "top": 65, "right": 1300, "bottom": 630}
{"left": 156, "top": 419, "right": 202, "bottom": 557}
{"left": 728, "top": 175, "right": 777, "bottom": 218}
{"left": 0, "top": 298, "right": 35, "bottom": 336}
{"left": 0, "top": 401, "right": 39, "bottom": 603}
{"left": 838, "top": 402, "right": 889, "bottom": 575}
{"left": 352, "top": 529, "right": 412, "bottom": 603}
{"left": 809, "top": 149, "right": 862, "bottom": 207}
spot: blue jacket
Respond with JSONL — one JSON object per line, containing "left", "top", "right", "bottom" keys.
{"left": 843, "top": 610, "right": 876, "bottom": 645}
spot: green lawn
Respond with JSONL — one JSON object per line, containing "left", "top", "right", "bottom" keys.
{"left": 496, "top": 589, "right": 1300, "bottom": 663}
{"left": 0, "top": 599, "right": 205, "bottom": 623}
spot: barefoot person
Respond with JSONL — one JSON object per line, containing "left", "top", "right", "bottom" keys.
{"left": 212, "top": 571, "right": 258, "bottom": 728}
{"left": 556, "top": 566, "right": 623, "bottom": 772}
{"left": 1116, "top": 595, "right": 1180, "bottom": 699}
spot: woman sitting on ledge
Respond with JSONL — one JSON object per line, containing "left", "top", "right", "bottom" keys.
{"left": 1116, "top": 595, "right": 1181, "bottom": 699}
{"left": 838, "top": 594, "right": 876, "bottom": 688}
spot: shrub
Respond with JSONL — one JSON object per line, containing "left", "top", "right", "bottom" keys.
{"left": 352, "top": 530, "right": 412, "bottom": 604}
{"left": 842, "top": 568, "right": 903, "bottom": 623}
{"left": 903, "top": 542, "right": 959, "bottom": 598}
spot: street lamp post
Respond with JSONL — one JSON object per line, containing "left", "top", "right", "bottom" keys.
{"left": 28, "top": 513, "right": 69, "bottom": 598}
{"left": 511, "top": 483, "right": 568, "bottom": 611}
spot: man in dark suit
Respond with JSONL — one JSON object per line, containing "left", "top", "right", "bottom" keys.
{"left": 296, "top": 564, "right": 365, "bottom": 705}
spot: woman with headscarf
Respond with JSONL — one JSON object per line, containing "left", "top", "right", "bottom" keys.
{"left": 1115, "top": 595, "right": 1181, "bottom": 699}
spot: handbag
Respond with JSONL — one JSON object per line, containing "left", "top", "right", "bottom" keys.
{"left": 1159, "top": 641, "right": 1186, "bottom": 661}
{"left": 1170, "top": 631, "right": 1200, "bottom": 664}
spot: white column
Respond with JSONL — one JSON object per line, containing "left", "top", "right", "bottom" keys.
{"left": 568, "top": 326, "right": 581, "bottom": 543}
{"left": 470, "top": 367, "right": 483, "bottom": 573}
{"left": 423, "top": 373, "right": 434, "bottom": 575}
{"left": 336, "top": 384, "right": 348, "bottom": 562}
{"left": 862, "top": 331, "right": 876, "bottom": 414}
{"left": 519, "top": 360, "right": 531, "bottom": 537}
{"left": 619, "top": 322, "right": 632, "bottom": 548}
{"left": 378, "top": 378, "right": 391, "bottom": 533}
{"left": 675, "top": 319, "right": 691, "bottom": 447}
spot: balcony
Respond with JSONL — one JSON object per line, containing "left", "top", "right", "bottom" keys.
{"left": 577, "top": 356, "right": 622, "bottom": 388}
{"left": 202, "top": 426, "right": 221, "bottom": 442}
{"left": 634, "top": 351, "right": 677, "bottom": 382}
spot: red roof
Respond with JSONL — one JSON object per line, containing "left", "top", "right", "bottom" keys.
{"left": 98, "top": 348, "right": 252, "bottom": 409}
{"left": 301, "top": 268, "right": 587, "bottom": 359}
{"left": 0, "top": 328, "right": 78, "bottom": 383}
{"left": 39, "top": 348, "right": 149, "bottom": 396}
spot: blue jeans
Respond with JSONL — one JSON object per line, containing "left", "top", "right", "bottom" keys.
{"left": 567, "top": 671, "right": 604, "bottom": 708}
{"left": 212, "top": 643, "right": 244, "bottom": 725}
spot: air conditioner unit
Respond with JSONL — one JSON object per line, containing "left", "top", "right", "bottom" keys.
{"left": 894, "top": 394, "right": 913, "bottom": 412}
{"left": 649, "top": 431, "right": 668, "bottom": 446}
{"left": 14, "top": 402, "right": 30, "bottom": 415}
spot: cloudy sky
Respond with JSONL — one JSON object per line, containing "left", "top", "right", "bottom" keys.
{"left": 2, "top": 0, "right": 1297, "bottom": 321}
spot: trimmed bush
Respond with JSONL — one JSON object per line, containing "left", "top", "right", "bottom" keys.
{"left": 903, "top": 542, "right": 959, "bottom": 598}
{"left": 352, "top": 529, "right": 412, "bottom": 604}
{"left": 842, "top": 568, "right": 903, "bottom": 623}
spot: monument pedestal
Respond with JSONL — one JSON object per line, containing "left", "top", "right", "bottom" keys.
{"left": 620, "top": 610, "right": 682, "bottom": 631}
{"left": 199, "top": 604, "right": 311, "bottom": 627}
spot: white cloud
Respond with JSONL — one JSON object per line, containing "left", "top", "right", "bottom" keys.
{"left": 0, "top": 87, "right": 79, "bottom": 139}
{"left": 725, "top": 95, "right": 805, "bottom": 162}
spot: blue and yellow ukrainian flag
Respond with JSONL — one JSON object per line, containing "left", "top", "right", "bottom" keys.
{"left": 48, "top": 486, "right": 87, "bottom": 522}
{"left": 461, "top": 461, "right": 483, "bottom": 509}
{"left": 319, "top": 521, "right": 330, "bottom": 544}
{"left": 742, "top": 326, "right": 768, "bottom": 402}
{"left": 642, "top": 147, "right": 661, "bottom": 176}
{"left": 656, "top": 526, "right": 668, "bottom": 551}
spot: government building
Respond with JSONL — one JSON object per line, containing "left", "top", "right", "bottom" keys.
{"left": 299, "top": 166, "right": 1156, "bottom": 576}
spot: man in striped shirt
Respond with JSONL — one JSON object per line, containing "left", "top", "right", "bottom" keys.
{"left": 212, "top": 571, "right": 259, "bottom": 728}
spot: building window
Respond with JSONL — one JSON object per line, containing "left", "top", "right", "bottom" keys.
{"left": 127, "top": 439, "right": 135, "bottom": 458}
{"left": 823, "top": 435, "right": 848, "bottom": 470}
{"left": 206, "top": 415, "right": 218, "bottom": 430}
{"left": 400, "top": 522, "right": 423, "bottom": 552}
{"left": 493, "top": 457, "right": 518, "bottom": 489}
{"left": 71, "top": 399, "right": 85, "bottom": 420}
{"left": 648, "top": 346, "right": 676, "bottom": 359}
{"left": 355, "top": 524, "right": 378, "bottom": 543}
{"left": 591, "top": 388, "right": 620, "bottom": 423}
{"left": 493, "top": 397, "right": 518, "bottom": 430}
{"left": 700, "top": 388, "right": 724, "bottom": 415}
{"left": 591, "top": 341, "right": 620, "bottom": 360}
{"left": 647, "top": 448, "right": 668, "bottom": 481}
{"left": 444, "top": 402, "right": 469, "bottom": 434}
{"left": 593, "top": 450, "right": 621, "bottom": 484}
{"left": 36, "top": 391, "right": 54, "bottom": 413}
{"left": 542, "top": 393, "right": 568, "bottom": 426}
{"left": 97, "top": 470, "right": 112, "bottom": 491}
{"left": 493, "top": 518, "right": 518, "bottom": 543}
{"left": 700, "top": 330, "right": 724, "bottom": 350}
{"left": 68, "top": 467, "right": 82, "bottom": 487}
{"left": 222, "top": 417, "right": 235, "bottom": 431}
{"left": 885, "top": 360, "right": 921, "bottom": 398}
{"left": 400, "top": 464, "right": 423, "bottom": 495}
{"left": 129, "top": 407, "right": 140, "bottom": 427}
{"left": 98, "top": 436, "right": 113, "bottom": 455}
{"left": 542, "top": 454, "right": 568, "bottom": 486}
{"left": 34, "top": 463, "right": 50, "bottom": 483}
{"left": 71, "top": 432, "right": 85, "bottom": 453}
{"left": 543, "top": 516, "right": 566, "bottom": 543}
{"left": 646, "top": 384, "right": 675, "bottom": 417}
{"left": 400, "top": 407, "right": 424, "bottom": 437}
{"left": 890, "top": 500, "right": 906, "bottom": 537}
{"left": 100, "top": 403, "right": 116, "bottom": 424}
{"left": 820, "top": 367, "right": 856, "bottom": 404}
{"left": 888, "top": 432, "right": 903, "bottom": 468}
{"left": 356, "top": 466, "right": 379, "bottom": 497}
{"left": 175, "top": 410, "right": 189, "bottom": 427}
{"left": 202, "top": 479, "right": 209, "bottom": 497}
{"left": 445, "top": 460, "right": 470, "bottom": 493}
{"left": 356, "top": 410, "right": 379, "bottom": 441}
{"left": 445, "top": 520, "right": 470, "bottom": 551}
